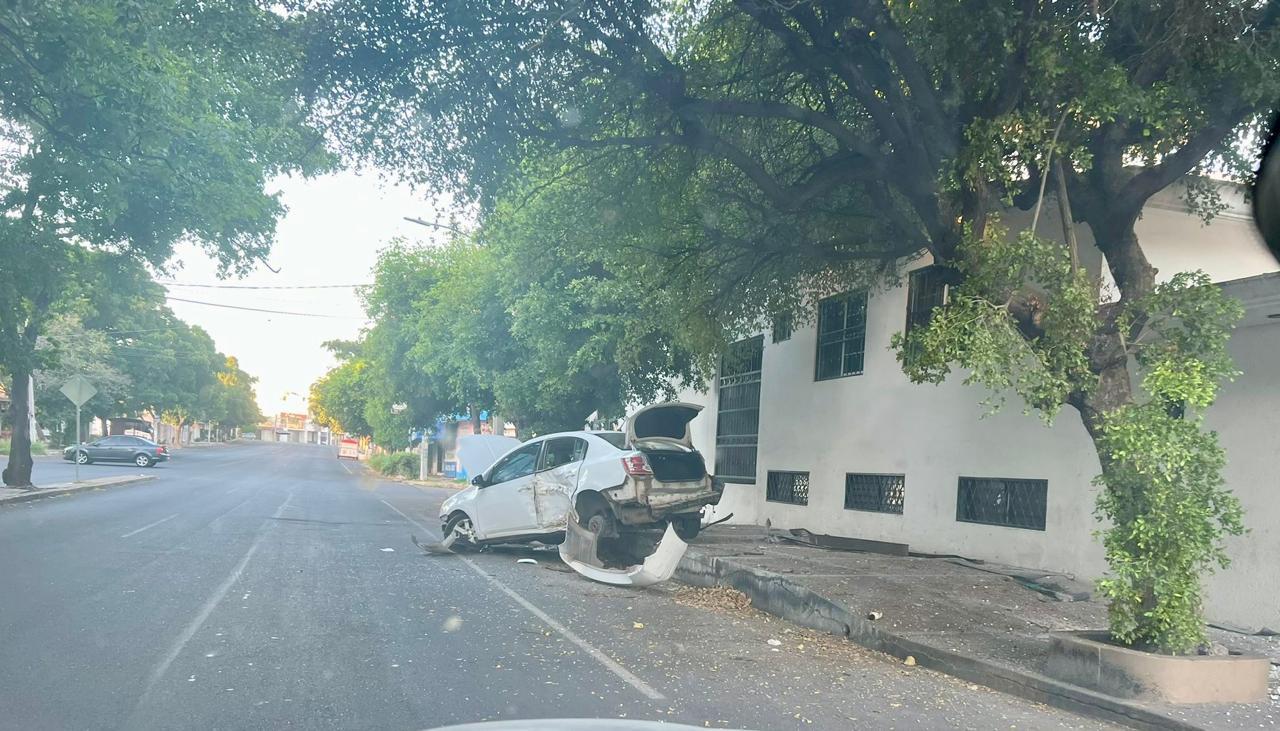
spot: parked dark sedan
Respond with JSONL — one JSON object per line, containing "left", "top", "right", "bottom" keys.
{"left": 63, "top": 435, "right": 169, "bottom": 467}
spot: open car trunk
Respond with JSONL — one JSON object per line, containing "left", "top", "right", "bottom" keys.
{"left": 642, "top": 449, "right": 706, "bottom": 482}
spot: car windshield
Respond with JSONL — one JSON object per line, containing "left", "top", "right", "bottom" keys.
{"left": 3, "top": 3, "right": 1279, "bottom": 730}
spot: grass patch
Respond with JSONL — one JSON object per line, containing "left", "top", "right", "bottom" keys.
{"left": 0, "top": 439, "right": 47, "bottom": 456}
{"left": 368, "top": 451, "right": 418, "bottom": 478}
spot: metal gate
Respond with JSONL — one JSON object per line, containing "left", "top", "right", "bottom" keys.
{"left": 715, "top": 335, "right": 763, "bottom": 483}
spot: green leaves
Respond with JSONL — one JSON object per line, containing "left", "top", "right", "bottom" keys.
{"left": 895, "top": 226, "right": 1095, "bottom": 419}
{"left": 1126, "top": 271, "right": 1244, "bottom": 410}
{"left": 1095, "top": 404, "right": 1243, "bottom": 653}
{"left": 1087, "top": 272, "right": 1246, "bottom": 653}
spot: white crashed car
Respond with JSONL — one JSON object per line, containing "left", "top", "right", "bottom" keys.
{"left": 438, "top": 403, "right": 722, "bottom": 551}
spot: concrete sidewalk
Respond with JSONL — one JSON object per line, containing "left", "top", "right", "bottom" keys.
{"left": 681, "top": 525, "right": 1279, "bottom": 730}
{"left": 0, "top": 474, "right": 157, "bottom": 506}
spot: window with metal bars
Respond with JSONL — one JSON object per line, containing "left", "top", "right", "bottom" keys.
{"left": 766, "top": 470, "right": 809, "bottom": 505}
{"left": 956, "top": 477, "right": 1047, "bottom": 530}
{"left": 905, "top": 266, "right": 948, "bottom": 362}
{"left": 771, "top": 312, "right": 793, "bottom": 343}
{"left": 715, "top": 336, "right": 762, "bottom": 484}
{"left": 815, "top": 290, "right": 868, "bottom": 380}
{"left": 844, "top": 473, "right": 905, "bottom": 514}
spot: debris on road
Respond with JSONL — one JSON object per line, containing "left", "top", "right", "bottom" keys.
{"left": 767, "top": 638, "right": 782, "bottom": 647}
{"left": 380, "top": 547, "right": 395, "bottom": 552}
{"left": 410, "top": 509, "right": 691, "bottom": 588}
{"left": 867, "top": 611, "right": 883, "bottom": 621}
{"left": 411, "top": 533, "right": 457, "bottom": 555}
{"left": 673, "top": 586, "right": 752, "bottom": 613}
{"left": 632, "top": 622, "right": 645, "bottom": 629}
{"left": 781, "top": 527, "right": 909, "bottom": 557}
{"left": 904, "top": 655, "right": 917, "bottom": 667}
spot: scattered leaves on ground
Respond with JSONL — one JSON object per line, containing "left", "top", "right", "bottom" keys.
{"left": 672, "top": 586, "right": 752, "bottom": 613}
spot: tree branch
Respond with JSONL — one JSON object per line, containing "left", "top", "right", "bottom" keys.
{"left": 1120, "top": 106, "right": 1252, "bottom": 210}
{"left": 677, "top": 98, "right": 878, "bottom": 158}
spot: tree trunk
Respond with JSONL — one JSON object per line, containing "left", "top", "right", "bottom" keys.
{"left": 1070, "top": 216, "right": 1163, "bottom": 631}
{"left": 1074, "top": 216, "right": 1155, "bottom": 425}
{"left": 99, "top": 415, "right": 109, "bottom": 437}
{"left": 470, "top": 406, "right": 482, "bottom": 436}
{"left": 2, "top": 365, "right": 35, "bottom": 487}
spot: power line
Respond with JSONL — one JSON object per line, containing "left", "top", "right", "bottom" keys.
{"left": 160, "top": 281, "right": 369, "bottom": 290}
{"left": 165, "top": 296, "right": 365, "bottom": 319}
{"left": 103, "top": 327, "right": 185, "bottom": 335}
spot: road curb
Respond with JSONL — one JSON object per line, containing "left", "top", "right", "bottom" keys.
{"left": 0, "top": 474, "right": 158, "bottom": 506}
{"left": 674, "top": 549, "right": 1202, "bottom": 731}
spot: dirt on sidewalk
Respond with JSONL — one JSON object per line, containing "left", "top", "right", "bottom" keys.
{"left": 684, "top": 525, "right": 1280, "bottom": 729}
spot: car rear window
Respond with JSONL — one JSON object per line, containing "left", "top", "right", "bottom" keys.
{"left": 594, "top": 431, "right": 626, "bottom": 449}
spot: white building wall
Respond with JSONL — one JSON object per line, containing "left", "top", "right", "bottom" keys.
{"left": 693, "top": 277, "right": 1108, "bottom": 579}
{"left": 1200, "top": 278, "right": 1280, "bottom": 630}
{"left": 679, "top": 185, "right": 1280, "bottom": 630}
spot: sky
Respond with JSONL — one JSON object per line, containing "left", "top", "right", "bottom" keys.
{"left": 162, "top": 171, "right": 443, "bottom": 418}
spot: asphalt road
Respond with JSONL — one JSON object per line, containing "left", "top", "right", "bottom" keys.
{"left": 0, "top": 443, "right": 1112, "bottom": 730}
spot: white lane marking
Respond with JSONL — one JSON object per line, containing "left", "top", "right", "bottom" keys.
{"left": 136, "top": 491, "right": 295, "bottom": 707}
{"left": 377, "top": 498, "right": 665, "bottom": 701}
{"left": 121, "top": 513, "right": 180, "bottom": 538}
{"left": 338, "top": 460, "right": 352, "bottom": 474}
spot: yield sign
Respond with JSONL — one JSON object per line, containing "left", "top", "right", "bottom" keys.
{"left": 60, "top": 375, "right": 97, "bottom": 407}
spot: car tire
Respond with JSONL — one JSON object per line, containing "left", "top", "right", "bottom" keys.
{"left": 134, "top": 453, "right": 153, "bottom": 468}
{"left": 577, "top": 500, "right": 617, "bottom": 539}
{"left": 670, "top": 515, "right": 701, "bottom": 541}
{"left": 443, "top": 513, "right": 478, "bottom": 552}
{"left": 75, "top": 450, "right": 91, "bottom": 465}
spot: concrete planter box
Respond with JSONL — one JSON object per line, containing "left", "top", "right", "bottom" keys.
{"left": 1045, "top": 631, "right": 1270, "bottom": 704}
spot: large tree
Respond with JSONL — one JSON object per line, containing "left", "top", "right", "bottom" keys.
{"left": 0, "top": 0, "right": 326, "bottom": 485}
{"left": 201, "top": 356, "right": 264, "bottom": 437}
{"left": 312, "top": 1, "right": 1280, "bottom": 650}
{"left": 33, "top": 314, "right": 131, "bottom": 444}
{"left": 310, "top": 355, "right": 373, "bottom": 439}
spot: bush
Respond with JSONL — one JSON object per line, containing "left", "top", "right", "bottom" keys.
{"left": 369, "top": 451, "right": 418, "bottom": 478}
{"left": 0, "top": 439, "right": 47, "bottom": 456}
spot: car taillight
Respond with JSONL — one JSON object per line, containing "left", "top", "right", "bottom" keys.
{"left": 621, "top": 454, "right": 652, "bottom": 476}
{"left": 156, "top": 447, "right": 164, "bottom": 455}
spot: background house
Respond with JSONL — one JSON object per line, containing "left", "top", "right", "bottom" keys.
{"left": 682, "top": 181, "right": 1280, "bottom": 632}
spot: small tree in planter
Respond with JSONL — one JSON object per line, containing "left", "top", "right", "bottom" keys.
{"left": 897, "top": 229, "right": 1244, "bottom": 654}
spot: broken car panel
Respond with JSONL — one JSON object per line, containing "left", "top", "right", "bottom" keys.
{"left": 558, "top": 521, "right": 689, "bottom": 588}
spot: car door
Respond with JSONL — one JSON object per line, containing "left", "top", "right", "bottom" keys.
{"left": 532, "top": 436, "right": 588, "bottom": 530}
{"left": 106, "top": 436, "right": 135, "bottom": 461}
{"left": 88, "top": 437, "right": 120, "bottom": 460}
{"left": 121, "top": 436, "right": 148, "bottom": 461}
{"left": 472, "top": 441, "right": 543, "bottom": 538}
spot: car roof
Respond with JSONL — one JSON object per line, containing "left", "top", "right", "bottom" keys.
{"left": 523, "top": 430, "right": 625, "bottom": 450}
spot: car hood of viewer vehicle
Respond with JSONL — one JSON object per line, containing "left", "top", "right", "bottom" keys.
{"left": 428, "top": 720, "right": 754, "bottom": 731}
{"left": 456, "top": 434, "right": 522, "bottom": 478}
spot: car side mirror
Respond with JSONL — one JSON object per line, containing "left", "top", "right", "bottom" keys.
{"left": 471, "top": 475, "right": 487, "bottom": 488}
